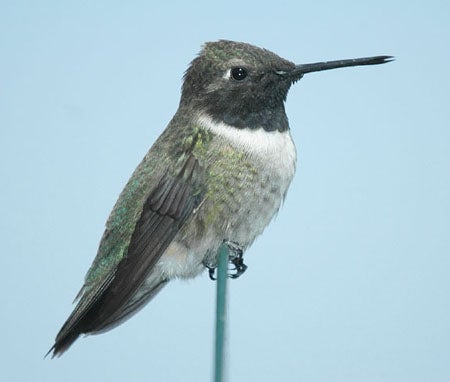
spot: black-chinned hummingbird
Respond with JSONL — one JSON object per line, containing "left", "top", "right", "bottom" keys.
{"left": 50, "top": 40, "right": 392, "bottom": 356}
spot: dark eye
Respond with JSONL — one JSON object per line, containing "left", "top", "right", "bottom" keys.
{"left": 231, "top": 67, "right": 248, "bottom": 81}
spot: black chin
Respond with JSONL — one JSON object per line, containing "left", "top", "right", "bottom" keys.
{"left": 204, "top": 104, "right": 289, "bottom": 132}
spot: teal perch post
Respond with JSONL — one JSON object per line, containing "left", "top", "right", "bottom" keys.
{"left": 214, "top": 244, "right": 229, "bottom": 382}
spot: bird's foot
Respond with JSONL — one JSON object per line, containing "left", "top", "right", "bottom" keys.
{"left": 223, "top": 240, "right": 247, "bottom": 279}
{"left": 204, "top": 263, "right": 217, "bottom": 281}
{"left": 203, "top": 240, "right": 248, "bottom": 280}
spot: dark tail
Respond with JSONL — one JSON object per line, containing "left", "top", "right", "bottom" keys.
{"left": 46, "top": 275, "right": 168, "bottom": 358}
{"left": 46, "top": 331, "right": 80, "bottom": 358}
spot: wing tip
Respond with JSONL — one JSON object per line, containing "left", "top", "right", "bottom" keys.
{"left": 46, "top": 331, "right": 80, "bottom": 358}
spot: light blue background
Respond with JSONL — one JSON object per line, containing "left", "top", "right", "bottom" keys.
{"left": 1, "top": 1, "right": 449, "bottom": 381}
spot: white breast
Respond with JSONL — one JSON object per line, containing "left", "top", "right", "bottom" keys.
{"left": 196, "top": 113, "right": 297, "bottom": 186}
{"left": 157, "top": 114, "right": 298, "bottom": 280}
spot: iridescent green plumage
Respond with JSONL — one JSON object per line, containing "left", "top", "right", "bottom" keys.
{"left": 50, "top": 39, "right": 391, "bottom": 356}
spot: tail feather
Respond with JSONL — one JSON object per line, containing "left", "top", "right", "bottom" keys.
{"left": 48, "top": 275, "right": 167, "bottom": 357}
{"left": 46, "top": 331, "right": 80, "bottom": 358}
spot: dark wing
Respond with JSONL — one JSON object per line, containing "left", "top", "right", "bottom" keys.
{"left": 51, "top": 155, "right": 204, "bottom": 356}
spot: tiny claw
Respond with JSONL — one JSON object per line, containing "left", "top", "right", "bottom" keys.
{"left": 204, "top": 241, "right": 248, "bottom": 280}
{"left": 208, "top": 266, "right": 217, "bottom": 281}
{"left": 228, "top": 255, "right": 248, "bottom": 279}
{"left": 223, "top": 239, "right": 248, "bottom": 279}
{"left": 203, "top": 260, "right": 217, "bottom": 281}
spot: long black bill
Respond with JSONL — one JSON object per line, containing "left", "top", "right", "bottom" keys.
{"left": 292, "top": 55, "right": 394, "bottom": 77}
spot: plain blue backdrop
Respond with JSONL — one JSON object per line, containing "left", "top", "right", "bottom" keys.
{"left": 1, "top": 1, "right": 449, "bottom": 381}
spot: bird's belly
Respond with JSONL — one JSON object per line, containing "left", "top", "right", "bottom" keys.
{"left": 155, "top": 128, "right": 297, "bottom": 280}
{"left": 156, "top": 169, "right": 293, "bottom": 280}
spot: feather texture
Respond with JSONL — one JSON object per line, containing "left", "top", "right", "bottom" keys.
{"left": 50, "top": 155, "right": 203, "bottom": 356}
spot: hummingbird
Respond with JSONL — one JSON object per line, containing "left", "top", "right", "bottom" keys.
{"left": 49, "top": 40, "right": 392, "bottom": 356}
